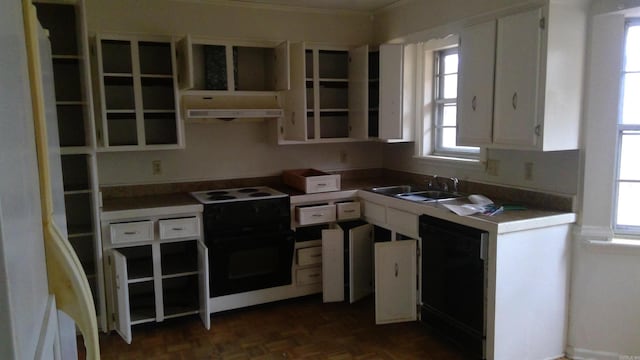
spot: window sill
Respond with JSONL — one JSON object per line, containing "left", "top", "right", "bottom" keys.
{"left": 413, "top": 154, "right": 485, "bottom": 170}
{"left": 582, "top": 237, "right": 640, "bottom": 255}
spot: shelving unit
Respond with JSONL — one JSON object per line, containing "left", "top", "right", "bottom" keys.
{"left": 34, "top": 0, "right": 105, "bottom": 331}
{"left": 102, "top": 210, "right": 209, "bottom": 344}
{"left": 95, "top": 35, "right": 182, "bottom": 150}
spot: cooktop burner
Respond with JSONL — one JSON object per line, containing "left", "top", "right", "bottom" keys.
{"left": 191, "top": 186, "right": 288, "bottom": 204}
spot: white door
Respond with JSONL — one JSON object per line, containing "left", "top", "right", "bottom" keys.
{"left": 282, "top": 42, "right": 308, "bottom": 141}
{"left": 274, "top": 40, "right": 290, "bottom": 91}
{"left": 322, "top": 228, "right": 344, "bottom": 302}
{"left": 457, "top": 21, "right": 496, "bottom": 147}
{"left": 348, "top": 44, "right": 369, "bottom": 139}
{"left": 176, "top": 35, "right": 194, "bottom": 90}
{"left": 374, "top": 240, "right": 417, "bottom": 324}
{"left": 493, "top": 8, "right": 543, "bottom": 148}
{"left": 378, "top": 44, "right": 404, "bottom": 140}
{"left": 349, "top": 223, "right": 373, "bottom": 303}
{"left": 197, "top": 241, "right": 210, "bottom": 329}
{"left": 112, "top": 250, "right": 132, "bottom": 344}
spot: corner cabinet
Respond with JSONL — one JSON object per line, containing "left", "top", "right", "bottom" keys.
{"left": 279, "top": 43, "right": 369, "bottom": 143}
{"left": 374, "top": 239, "right": 417, "bottom": 324}
{"left": 101, "top": 209, "right": 209, "bottom": 344}
{"left": 456, "top": 2, "right": 588, "bottom": 151}
{"left": 94, "top": 35, "right": 184, "bottom": 151}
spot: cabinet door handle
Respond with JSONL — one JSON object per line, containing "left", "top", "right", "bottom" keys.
{"left": 471, "top": 95, "right": 477, "bottom": 111}
{"left": 535, "top": 124, "right": 541, "bottom": 136}
{"left": 394, "top": 263, "right": 399, "bottom": 278}
{"left": 311, "top": 214, "right": 324, "bottom": 218}
{"left": 310, "top": 253, "right": 321, "bottom": 258}
{"left": 124, "top": 231, "right": 138, "bottom": 235}
{"left": 316, "top": 183, "right": 327, "bottom": 187}
{"left": 343, "top": 209, "right": 355, "bottom": 213}
{"left": 512, "top": 92, "right": 518, "bottom": 110}
{"left": 171, "top": 227, "right": 184, "bottom": 231}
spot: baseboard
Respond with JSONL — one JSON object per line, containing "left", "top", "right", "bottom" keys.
{"left": 566, "top": 346, "right": 630, "bottom": 360}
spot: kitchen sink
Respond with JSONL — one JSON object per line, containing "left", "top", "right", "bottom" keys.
{"left": 370, "top": 185, "right": 427, "bottom": 196}
{"left": 370, "top": 185, "right": 463, "bottom": 202}
{"left": 396, "top": 190, "right": 463, "bottom": 202}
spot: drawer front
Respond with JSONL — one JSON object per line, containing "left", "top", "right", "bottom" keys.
{"left": 296, "top": 204, "right": 336, "bottom": 225}
{"left": 362, "top": 201, "right": 385, "bottom": 225}
{"left": 336, "top": 201, "right": 361, "bottom": 220}
{"left": 158, "top": 217, "right": 200, "bottom": 240}
{"left": 387, "top": 207, "right": 419, "bottom": 238}
{"left": 296, "top": 267, "right": 322, "bottom": 285}
{"left": 110, "top": 220, "right": 154, "bottom": 244}
{"left": 297, "top": 246, "right": 322, "bottom": 266}
{"left": 306, "top": 176, "right": 340, "bottom": 193}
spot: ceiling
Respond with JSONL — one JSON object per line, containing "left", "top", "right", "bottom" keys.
{"left": 227, "top": 0, "right": 402, "bottom": 12}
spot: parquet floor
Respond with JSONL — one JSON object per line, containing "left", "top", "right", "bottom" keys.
{"left": 90, "top": 295, "right": 476, "bottom": 360}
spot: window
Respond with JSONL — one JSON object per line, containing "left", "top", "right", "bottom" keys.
{"left": 614, "top": 19, "right": 640, "bottom": 236}
{"left": 417, "top": 43, "right": 480, "bottom": 161}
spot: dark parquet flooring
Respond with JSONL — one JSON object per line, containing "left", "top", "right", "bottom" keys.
{"left": 91, "top": 295, "right": 475, "bottom": 360}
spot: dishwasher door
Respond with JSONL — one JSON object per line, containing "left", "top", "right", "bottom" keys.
{"left": 419, "top": 215, "right": 487, "bottom": 358}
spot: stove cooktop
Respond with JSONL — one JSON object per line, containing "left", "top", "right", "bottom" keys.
{"left": 190, "top": 186, "right": 288, "bottom": 204}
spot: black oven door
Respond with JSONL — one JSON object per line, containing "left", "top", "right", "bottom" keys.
{"left": 209, "top": 230, "right": 294, "bottom": 297}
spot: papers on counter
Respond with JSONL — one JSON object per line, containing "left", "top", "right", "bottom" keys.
{"left": 442, "top": 194, "right": 504, "bottom": 216}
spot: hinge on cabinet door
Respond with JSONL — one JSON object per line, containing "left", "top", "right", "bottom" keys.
{"left": 107, "top": 255, "right": 111, "bottom": 266}
{"left": 280, "top": 126, "right": 284, "bottom": 134}
{"left": 539, "top": 17, "right": 546, "bottom": 30}
{"left": 534, "top": 124, "right": 541, "bottom": 136}
{"left": 111, "top": 313, "right": 115, "bottom": 322}
{"left": 89, "top": 43, "right": 95, "bottom": 56}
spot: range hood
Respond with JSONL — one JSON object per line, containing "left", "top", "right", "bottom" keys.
{"left": 182, "top": 94, "right": 283, "bottom": 122}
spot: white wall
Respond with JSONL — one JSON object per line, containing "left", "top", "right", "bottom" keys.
{"left": 98, "top": 121, "right": 384, "bottom": 185}
{"left": 87, "top": 0, "right": 382, "bottom": 186}
{"left": 568, "top": 4, "right": 640, "bottom": 359}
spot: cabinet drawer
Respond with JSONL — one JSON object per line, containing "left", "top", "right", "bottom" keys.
{"left": 387, "top": 207, "right": 419, "bottom": 238}
{"left": 110, "top": 220, "right": 154, "bottom": 244}
{"left": 158, "top": 217, "right": 200, "bottom": 240}
{"left": 305, "top": 175, "right": 340, "bottom": 193}
{"left": 297, "top": 246, "right": 322, "bottom": 266}
{"left": 296, "top": 204, "right": 336, "bottom": 225}
{"left": 296, "top": 267, "right": 322, "bottom": 285}
{"left": 336, "top": 201, "right": 361, "bottom": 220}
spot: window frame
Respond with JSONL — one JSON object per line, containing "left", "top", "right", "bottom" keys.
{"left": 613, "top": 18, "right": 640, "bottom": 237}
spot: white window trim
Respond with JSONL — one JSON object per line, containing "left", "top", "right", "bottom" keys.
{"left": 413, "top": 36, "right": 485, "bottom": 170}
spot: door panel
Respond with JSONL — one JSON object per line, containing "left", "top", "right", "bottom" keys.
{"left": 112, "top": 250, "right": 132, "bottom": 344}
{"left": 348, "top": 44, "right": 368, "bottom": 139}
{"left": 197, "top": 241, "right": 210, "bottom": 329}
{"left": 374, "top": 240, "right": 417, "bottom": 324}
{"left": 379, "top": 44, "right": 404, "bottom": 140}
{"left": 275, "top": 41, "right": 290, "bottom": 91}
{"left": 176, "top": 35, "right": 193, "bottom": 90}
{"left": 282, "top": 42, "right": 307, "bottom": 141}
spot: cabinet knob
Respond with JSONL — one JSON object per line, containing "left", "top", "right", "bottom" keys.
{"left": 471, "top": 95, "right": 477, "bottom": 111}
{"left": 535, "top": 124, "right": 541, "bottom": 136}
{"left": 512, "top": 92, "right": 518, "bottom": 110}
{"left": 394, "top": 263, "right": 399, "bottom": 278}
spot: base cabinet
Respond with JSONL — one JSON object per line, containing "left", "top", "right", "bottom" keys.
{"left": 374, "top": 239, "right": 417, "bottom": 324}
{"left": 102, "top": 210, "right": 208, "bottom": 344}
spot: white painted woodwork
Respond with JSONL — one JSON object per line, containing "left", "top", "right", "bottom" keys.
{"left": 456, "top": 20, "right": 496, "bottom": 147}
{"left": 282, "top": 41, "right": 308, "bottom": 141}
{"left": 321, "top": 228, "right": 344, "bottom": 302}
{"left": 374, "top": 240, "right": 417, "bottom": 324}
{"left": 112, "top": 250, "right": 132, "bottom": 344}
{"left": 176, "top": 35, "right": 194, "bottom": 90}
{"left": 197, "top": 241, "right": 210, "bottom": 330}
{"left": 296, "top": 204, "right": 337, "bottom": 225}
{"left": 275, "top": 40, "right": 291, "bottom": 91}
{"left": 378, "top": 44, "right": 404, "bottom": 140}
{"left": 296, "top": 267, "right": 322, "bottom": 285}
{"left": 348, "top": 223, "right": 373, "bottom": 303}
{"left": 386, "top": 207, "right": 419, "bottom": 238}
{"left": 362, "top": 200, "right": 386, "bottom": 226}
{"left": 348, "top": 44, "right": 369, "bottom": 139}
{"left": 493, "top": 8, "right": 542, "bottom": 148}
{"left": 336, "top": 201, "right": 361, "bottom": 220}
{"left": 296, "top": 246, "right": 322, "bottom": 266}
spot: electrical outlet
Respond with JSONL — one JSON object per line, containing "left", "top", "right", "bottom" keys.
{"left": 340, "top": 150, "right": 348, "bottom": 163}
{"left": 152, "top": 160, "right": 162, "bottom": 175}
{"left": 524, "top": 162, "right": 534, "bottom": 181}
{"left": 486, "top": 159, "right": 499, "bottom": 176}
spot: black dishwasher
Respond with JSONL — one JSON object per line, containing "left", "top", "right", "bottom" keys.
{"left": 419, "top": 215, "right": 488, "bottom": 359}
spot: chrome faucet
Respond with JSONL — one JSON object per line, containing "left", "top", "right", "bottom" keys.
{"left": 450, "top": 177, "right": 459, "bottom": 193}
{"left": 428, "top": 175, "right": 438, "bottom": 190}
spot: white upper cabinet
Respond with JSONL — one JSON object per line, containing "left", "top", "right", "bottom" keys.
{"left": 378, "top": 44, "right": 414, "bottom": 142}
{"left": 279, "top": 44, "right": 369, "bottom": 143}
{"left": 456, "top": 21, "right": 496, "bottom": 146}
{"left": 95, "top": 35, "right": 183, "bottom": 151}
{"left": 177, "top": 35, "right": 290, "bottom": 93}
{"left": 456, "top": 1, "right": 588, "bottom": 151}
